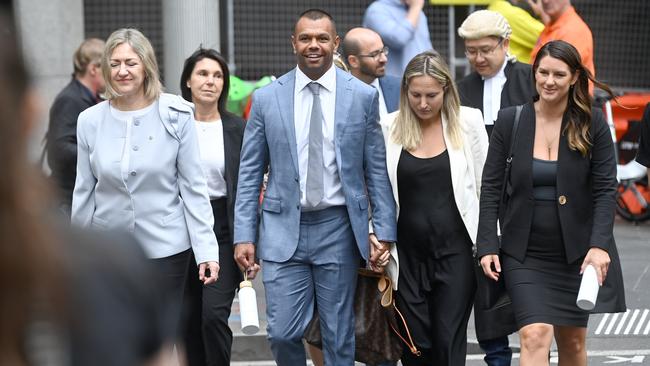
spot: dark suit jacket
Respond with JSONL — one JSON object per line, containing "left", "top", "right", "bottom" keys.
{"left": 457, "top": 60, "right": 534, "bottom": 137}
{"left": 221, "top": 112, "right": 246, "bottom": 236}
{"left": 477, "top": 102, "right": 625, "bottom": 313}
{"left": 379, "top": 75, "right": 400, "bottom": 113}
{"left": 46, "top": 78, "right": 98, "bottom": 208}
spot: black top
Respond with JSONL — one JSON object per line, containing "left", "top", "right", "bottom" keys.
{"left": 397, "top": 149, "right": 470, "bottom": 258}
{"left": 532, "top": 158, "right": 557, "bottom": 201}
{"left": 636, "top": 102, "right": 650, "bottom": 167}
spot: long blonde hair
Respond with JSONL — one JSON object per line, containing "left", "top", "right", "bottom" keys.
{"left": 392, "top": 51, "right": 463, "bottom": 150}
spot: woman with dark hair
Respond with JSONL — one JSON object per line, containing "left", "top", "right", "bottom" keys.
{"left": 477, "top": 40, "right": 626, "bottom": 366}
{"left": 179, "top": 47, "right": 249, "bottom": 366}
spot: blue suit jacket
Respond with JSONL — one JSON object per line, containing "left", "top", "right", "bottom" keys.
{"left": 234, "top": 67, "right": 397, "bottom": 262}
{"left": 379, "top": 75, "right": 401, "bottom": 113}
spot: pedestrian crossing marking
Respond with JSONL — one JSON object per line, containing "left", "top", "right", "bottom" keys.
{"left": 594, "top": 309, "right": 650, "bottom": 336}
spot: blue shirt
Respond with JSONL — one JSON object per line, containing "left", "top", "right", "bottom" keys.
{"left": 363, "top": 0, "right": 434, "bottom": 77}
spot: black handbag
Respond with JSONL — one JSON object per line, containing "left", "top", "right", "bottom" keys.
{"left": 304, "top": 268, "right": 420, "bottom": 364}
{"left": 474, "top": 105, "right": 522, "bottom": 341}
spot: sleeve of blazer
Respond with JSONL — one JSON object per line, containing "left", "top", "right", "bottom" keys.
{"left": 365, "top": 91, "right": 397, "bottom": 242}
{"left": 71, "top": 110, "right": 97, "bottom": 226}
{"left": 477, "top": 107, "right": 516, "bottom": 257}
{"left": 174, "top": 103, "right": 219, "bottom": 264}
{"left": 47, "top": 95, "right": 83, "bottom": 170}
{"left": 588, "top": 108, "right": 617, "bottom": 251}
{"left": 233, "top": 90, "right": 269, "bottom": 245}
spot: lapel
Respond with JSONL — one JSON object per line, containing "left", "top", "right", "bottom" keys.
{"left": 442, "top": 113, "right": 467, "bottom": 206}
{"left": 383, "top": 114, "right": 403, "bottom": 214}
{"left": 275, "top": 70, "right": 299, "bottom": 175}
{"left": 501, "top": 61, "right": 514, "bottom": 109}
{"left": 514, "top": 103, "right": 536, "bottom": 196}
{"left": 334, "top": 68, "right": 353, "bottom": 149}
{"left": 221, "top": 115, "right": 238, "bottom": 189}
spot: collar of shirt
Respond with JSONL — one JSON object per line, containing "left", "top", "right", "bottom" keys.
{"left": 295, "top": 64, "right": 336, "bottom": 95}
{"left": 481, "top": 59, "right": 508, "bottom": 125}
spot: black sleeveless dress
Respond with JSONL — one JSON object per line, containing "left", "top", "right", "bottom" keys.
{"left": 395, "top": 149, "right": 475, "bottom": 366}
{"left": 502, "top": 158, "right": 590, "bottom": 328}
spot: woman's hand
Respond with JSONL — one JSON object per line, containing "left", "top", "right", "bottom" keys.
{"left": 581, "top": 247, "right": 611, "bottom": 285}
{"left": 480, "top": 254, "right": 501, "bottom": 281}
{"left": 369, "top": 233, "right": 391, "bottom": 273}
{"left": 199, "top": 261, "right": 220, "bottom": 285}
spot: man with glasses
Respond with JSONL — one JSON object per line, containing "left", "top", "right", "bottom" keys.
{"left": 343, "top": 27, "right": 400, "bottom": 119}
{"left": 457, "top": 10, "right": 534, "bottom": 366}
{"left": 457, "top": 10, "right": 534, "bottom": 138}
{"left": 363, "top": 0, "right": 434, "bottom": 78}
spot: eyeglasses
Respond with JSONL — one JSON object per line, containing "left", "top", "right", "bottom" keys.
{"left": 464, "top": 38, "right": 504, "bottom": 59}
{"left": 357, "top": 46, "right": 389, "bottom": 60}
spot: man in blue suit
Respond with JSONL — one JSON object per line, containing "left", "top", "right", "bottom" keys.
{"left": 343, "top": 27, "right": 400, "bottom": 119}
{"left": 234, "top": 9, "right": 397, "bottom": 366}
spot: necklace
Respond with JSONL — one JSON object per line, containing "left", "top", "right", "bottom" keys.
{"left": 538, "top": 119, "right": 558, "bottom": 159}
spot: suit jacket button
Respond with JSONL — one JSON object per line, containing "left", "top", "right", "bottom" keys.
{"left": 296, "top": 205, "right": 300, "bottom": 210}
{"left": 130, "top": 171, "right": 136, "bottom": 176}
{"left": 133, "top": 145, "right": 139, "bottom": 151}
{"left": 558, "top": 195, "right": 567, "bottom": 205}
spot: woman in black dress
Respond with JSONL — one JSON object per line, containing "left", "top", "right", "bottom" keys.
{"left": 477, "top": 40, "right": 626, "bottom": 366}
{"left": 371, "top": 51, "right": 488, "bottom": 365}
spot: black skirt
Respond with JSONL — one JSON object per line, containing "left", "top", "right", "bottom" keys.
{"left": 503, "top": 200, "right": 590, "bottom": 328}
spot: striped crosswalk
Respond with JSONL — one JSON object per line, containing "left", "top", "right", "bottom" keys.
{"left": 593, "top": 309, "right": 650, "bottom": 336}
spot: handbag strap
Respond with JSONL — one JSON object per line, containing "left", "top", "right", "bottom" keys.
{"left": 389, "top": 303, "right": 421, "bottom": 356}
{"left": 500, "top": 105, "right": 524, "bottom": 207}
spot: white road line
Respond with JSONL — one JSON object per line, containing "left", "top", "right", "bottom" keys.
{"left": 644, "top": 314, "right": 650, "bottom": 335}
{"left": 605, "top": 312, "right": 620, "bottom": 334}
{"left": 595, "top": 312, "right": 610, "bottom": 335}
{"left": 634, "top": 309, "right": 649, "bottom": 335}
{"left": 614, "top": 309, "right": 631, "bottom": 335}
{"left": 624, "top": 309, "right": 640, "bottom": 335}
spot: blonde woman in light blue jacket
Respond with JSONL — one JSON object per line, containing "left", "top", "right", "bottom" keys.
{"left": 71, "top": 28, "right": 219, "bottom": 339}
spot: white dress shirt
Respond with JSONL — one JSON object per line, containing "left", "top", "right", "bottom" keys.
{"left": 482, "top": 59, "right": 508, "bottom": 126}
{"left": 370, "top": 78, "right": 389, "bottom": 119}
{"left": 195, "top": 120, "right": 227, "bottom": 199}
{"left": 293, "top": 65, "right": 345, "bottom": 209}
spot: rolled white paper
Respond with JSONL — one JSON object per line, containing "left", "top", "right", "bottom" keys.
{"left": 576, "top": 264, "right": 600, "bottom": 310}
{"left": 238, "top": 286, "right": 260, "bottom": 335}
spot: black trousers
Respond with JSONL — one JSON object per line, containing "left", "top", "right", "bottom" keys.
{"left": 182, "top": 198, "right": 242, "bottom": 366}
{"left": 151, "top": 248, "right": 192, "bottom": 341}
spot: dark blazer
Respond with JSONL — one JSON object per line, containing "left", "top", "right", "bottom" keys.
{"left": 379, "top": 75, "right": 400, "bottom": 113}
{"left": 477, "top": 102, "right": 625, "bottom": 312}
{"left": 457, "top": 60, "right": 534, "bottom": 137}
{"left": 46, "top": 78, "right": 98, "bottom": 208}
{"left": 221, "top": 111, "right": 246, "bottom": 236}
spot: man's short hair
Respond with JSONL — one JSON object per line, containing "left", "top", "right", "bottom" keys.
{"left": 73, "top": 38, "right": 105, "bottom": 77}
{"left": 458, "top": 10, "right": 511, "bottom": 40}
{"left": 296, "top": 8, "right": 337, "bottom": 34}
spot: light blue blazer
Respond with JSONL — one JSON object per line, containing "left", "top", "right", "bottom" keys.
{"left": 71, "top": 93, "right": 219, "bottom": 264}
{"left": 234, "top": 68, "right": 397, "bottom": 262}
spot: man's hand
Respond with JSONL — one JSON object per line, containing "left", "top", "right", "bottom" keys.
{"left": 234, "top": 242, "right": 260, "bottom": 279}
{"left": 199, "top": 261, "right": 220, "bottom": 285}
{"left": 369, "top": 234, "right": 391, "bottom": 272}
{"left": 526, "top": 0, "right": 550, "bottom": 24}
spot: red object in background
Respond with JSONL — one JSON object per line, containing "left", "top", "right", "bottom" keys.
{"left": 610, "top": 93, "right": 650, "bottom": 142}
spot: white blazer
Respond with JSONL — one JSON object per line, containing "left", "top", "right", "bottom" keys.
{"left": 378, "top": 106, "right": 488, "bottom": 290}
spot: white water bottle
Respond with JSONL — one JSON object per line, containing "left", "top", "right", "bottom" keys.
{"left": 576, "top": 264, "right": 600, "bottom": 311}
{"left": 238, "top": 276, "right": 260, "bottom": 335}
